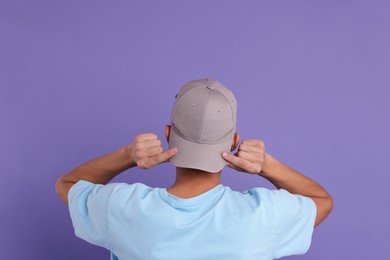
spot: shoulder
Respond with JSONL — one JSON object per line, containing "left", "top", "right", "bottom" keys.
{"left": 224, "top": 187, "right": 314, "bottom": 214}
{"left": 103, "top": 182, "right": 155, "bottom": 199}
{"left": 242, "top": 187, "right": 314, "bottom": 206}
{"left": 69, "top": 180, "right": 154, "bottom": 202}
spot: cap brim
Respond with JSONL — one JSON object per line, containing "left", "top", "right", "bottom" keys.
{"left": 168, "top": 128, "right": 231, "bottom": 173}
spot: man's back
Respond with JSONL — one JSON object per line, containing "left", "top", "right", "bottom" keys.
{"left": 69, "top": 180, "right": 316, "bottom": 260}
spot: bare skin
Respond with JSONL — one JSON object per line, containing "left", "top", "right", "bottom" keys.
{"left": 56, "top": 125, "right": 333, "bottom": 227}
{"left": 167, "top": 168, "right": 222, "bottom": 198}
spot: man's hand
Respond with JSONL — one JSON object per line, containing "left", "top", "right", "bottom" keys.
{"left": 222, "top": 140, "right": 266, "bottom": 174}
{"left": 223, "top": 139, "right": 333, "bottom": 227}
{"left": 128, "top": 133, "right": 178, "bottom": 169}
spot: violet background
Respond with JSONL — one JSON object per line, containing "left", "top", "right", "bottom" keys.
{"left": 1, "top": 1, "right": 389, "bottom": 259}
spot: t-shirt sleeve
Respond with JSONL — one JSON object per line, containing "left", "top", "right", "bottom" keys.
{"left": 68, "top": 180, "right": 115, "bottom": 249}
{"left": 270, "top": 189, "right": 317, "bottom": 259}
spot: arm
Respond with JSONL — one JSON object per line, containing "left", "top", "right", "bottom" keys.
{"left": 260, "top": 154, "right": 333, "bottom": 227}
{"left": 222, "top": 140, "right": 333, "bottom": 227}
{"left": 55, "top": 133, "right": 177, "bottom": 205}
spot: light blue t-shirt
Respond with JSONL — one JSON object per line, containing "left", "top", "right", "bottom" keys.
{"left": 68, "top": 180, "right": 316, "bottom": 260}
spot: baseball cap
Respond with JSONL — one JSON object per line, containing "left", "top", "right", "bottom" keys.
{"left": 168, "top": 78, "right": 237, "bottom": 172}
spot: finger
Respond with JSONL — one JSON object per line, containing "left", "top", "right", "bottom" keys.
{"left": 146, "top": 146, "right": 164, "bottom": 157}
{"left": 135, "top": 146, "right": 163, "bottom": 159}
{"left": 222, "top": 152, "right": 252, "bottom": 170}
{"left": 137, "top": 139, "right": 162, "bottom": 149}
{"left": 142, "top": 148, "right": 178, "bottom": 168}
{"left": 241, "top": 139, "right": 264, "bottom": 146}
{"left": 236, "top": 150, "right": 262, "bottom": 164}
{"left": 135, "top": 133, "right": 158, "bottom": 142}
{"left": 222, "top": 152, "right": 261, "bottom": 174}
{"left": 225, "top": 161, "right": 244, "bottom": 172}
{"left": 239, "top": 143, "right": 264, "bottom": 153}
{"left": 239, "top": 140, "right": 265, "bottom": 152}
{"left": 133, "top": 140, "right": 162, "bottom": 157}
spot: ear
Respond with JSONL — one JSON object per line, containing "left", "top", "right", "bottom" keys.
{"left": 165, "top": 125, "right": 171, "bottom": 143}
{"left": 231, "top": 132, "right": 240, "bottom": 151}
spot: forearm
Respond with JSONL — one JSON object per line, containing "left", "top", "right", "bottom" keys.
{"left": 261, "top": 154, "right": 328, "bottom": 198}
{"left": 260, "top": 153, "right": 333, "bottom": 226}
{"left": 56, "top": 146, "right": 134, "bottom": 204}
{"left": 56, "top": 133, "right": 177, "bottom": 205}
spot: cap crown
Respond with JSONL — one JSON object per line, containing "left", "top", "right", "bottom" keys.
{"left": 171, "top": 78, "right": 237, "bottom": 145}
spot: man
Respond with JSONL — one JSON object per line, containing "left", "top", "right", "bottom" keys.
{"left": 56, "top": 78, "right": 333, "bottom": 260}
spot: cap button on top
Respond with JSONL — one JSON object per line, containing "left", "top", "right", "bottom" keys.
{"left": 207, "top": 84, "right": 215, "bottom": 90}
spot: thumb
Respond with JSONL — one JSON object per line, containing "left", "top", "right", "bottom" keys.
{"left": 221, "top": 151, "right": 249, "bottom": 172}
{"left": 221, "top": 152, "right": 240, "bottom": 166}
{"left": 142, "top": 148, "right": 178, "bottom": 169}
{"left": 158, "top": 147, "right": 178, "bottom": 164}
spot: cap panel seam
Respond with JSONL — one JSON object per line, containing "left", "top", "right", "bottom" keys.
{"left": 171, "top": 86, "right": 204, "bottom": 140}
{"left": 216, "top": 90, "right": 236, "bottom": 134}
{"left": 198, "top": 89, "right": 211, "bottom": 142}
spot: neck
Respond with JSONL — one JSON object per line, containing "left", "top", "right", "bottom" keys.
{"left": 167, "top": 167, "right": 222, "bottom": 198}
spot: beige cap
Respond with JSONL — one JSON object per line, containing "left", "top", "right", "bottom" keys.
{"left": 168, "top": 78, "right": 237, "bottom": 172}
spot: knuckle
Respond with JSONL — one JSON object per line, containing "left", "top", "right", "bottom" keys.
{"left": 239, "top": 143, "right": 247, "bottom": 150}
{"left": 161, "top": 151, "right": 171, "bottom": 160}
{"left": 250, "top": 165, "right": 259, "bottom": 174}
{"left": 137, "top": 161, "right": 145, "bottom": 169}
{"left": 140, "top": 161, "right": 150, "bottom": 169}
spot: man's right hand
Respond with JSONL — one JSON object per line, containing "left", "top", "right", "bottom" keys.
{"left": 128, "top": 133, "right": 177, "bottom": 169}
{"left": 222, "top": 140, "right": 266, "bottom": 174}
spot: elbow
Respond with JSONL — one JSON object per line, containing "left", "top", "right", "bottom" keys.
{"left": 321, "top": 191, "right": 334, "bottom": 216}
{"left": 328, "top": 194, "right": 334, "bottom": 209}
{"left": 55, "top": 176, "right": 62, "bottom": 197}
{"left": 325, "top": 194, "right": 334, "bottom": 216}
{"left": 55, "top": 176, "right": 69, "bottom": 205}
{"left": 313, "top": 194, "right": 334, "bottom": 227}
